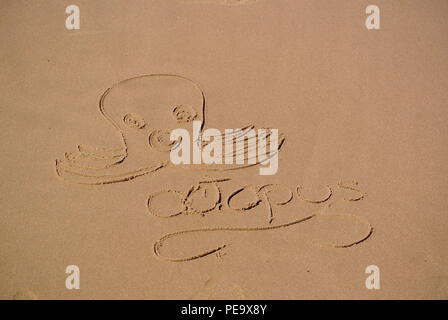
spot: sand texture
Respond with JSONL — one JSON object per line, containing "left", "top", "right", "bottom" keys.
{"left": 0, "top": 0, "right": 447, "bottom": 299}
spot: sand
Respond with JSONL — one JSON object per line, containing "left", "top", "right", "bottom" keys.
{"left": 0, "top": 0, "right": 447, "bottom": 299}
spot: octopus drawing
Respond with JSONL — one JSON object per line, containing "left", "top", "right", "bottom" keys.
{"left": 55, "top": 74, "right": 373, "bottom": 262}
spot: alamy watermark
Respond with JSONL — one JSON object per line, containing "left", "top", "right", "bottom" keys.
{"left": 365, "top": 265, "right": 381, "bottom": 290}
{"left": 170, "top": 121, "right": 279, "bottom": 175}
{"left": 65, "top": 265, "right": 80, "bottom": 290}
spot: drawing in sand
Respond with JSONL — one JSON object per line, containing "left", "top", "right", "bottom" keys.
{"left": 55, "top": 74, "right": 373, "bottom": 262}
{"left": 55, "top": 74, "right": 284, "bottom": 184}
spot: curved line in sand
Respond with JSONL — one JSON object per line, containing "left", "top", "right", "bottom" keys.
{"left": 154, "top": 213, "right": 374, "bottom": 262}
{"left": 55, "top": 159, "right": 168, "bottom": 185}
{"left": 296, "top": 185, "right": 333, "bottom": 204}
{"left": 153, "top": 214, "right": 316, "bottom": 262}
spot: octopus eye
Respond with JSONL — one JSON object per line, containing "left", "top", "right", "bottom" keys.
{"left": 148, "top": 130, "right": 181, "bottom": 152}
{"left": 123, "top": 113, "right": 146, "bottom": 129}
{"left": 172, "top": 105, "right": 197, "bottom": 123}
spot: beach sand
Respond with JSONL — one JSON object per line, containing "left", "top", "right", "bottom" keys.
{"left": 0, "top": 0, "right": 447, "bottom": 299}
